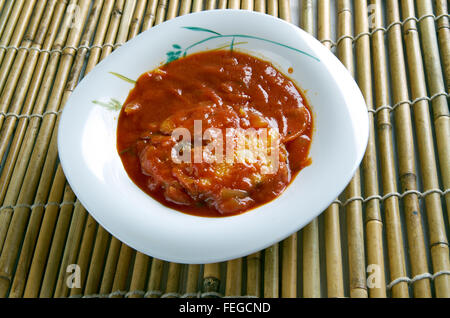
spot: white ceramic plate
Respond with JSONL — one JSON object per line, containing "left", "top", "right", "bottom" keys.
{"left": 58, "top": 9, "right": 369, "bottom": 264}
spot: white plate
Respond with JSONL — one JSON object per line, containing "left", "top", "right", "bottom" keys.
{"left": 58, "top": 9, "right": 368, "bottom": 264}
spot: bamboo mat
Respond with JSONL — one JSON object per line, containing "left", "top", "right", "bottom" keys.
{"left": 0, "top": 0, "right": 448, "bottom": 298}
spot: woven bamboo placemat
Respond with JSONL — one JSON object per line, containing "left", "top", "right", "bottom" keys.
{"left": 0, "top": 0, "right": 448, "bottom": 298}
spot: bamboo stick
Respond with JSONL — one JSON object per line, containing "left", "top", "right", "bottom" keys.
{"left": 203, "top": 262, "right": 221, "bottom": 297}
{"left": 115, "top": 0, "right": 137, "bottom": 46}
{"left": 246, "top": 252, "right": 261, "bottom": 297}
{"left": 166, "top": 0, "right": 179, "bottom": 20}
{"left": 95, "top": 237, "right": 122, "bottom": 297}
{"left": 342, "top": 140, "right": 368, "bottom": 295}
{"left": 0, "top": 0, "right": 14, "bottom": 39}
{"left": 145, "top": 258, "right": 164, "bottom": 298}
{"left": 24, "top": 184, "right": 76, "bottom": 297}
{"left": 279, "top": 0, "right": 290, "bottom": 22}
{"left": 84, "top": 0, "right": 116, "bottom": 83}
{"left": 0, "top": 0, "right": 36, "bottom": 94}
{"left": 128, "top": 0, "right": 147, "bottom": 38}
{"left": 228, "top": 0, "right": 239, "bottom": 9}
{"left": 337, "top": 0, "right": 367, "bottom": 298}
{"left": 0, "top": 0, "right": 54, "bottom": 169}
{"left": 323, "top": 204, "right": 344, "bottom": 297}
{"left": 267, "top": 0, "right": 277, "bottom": 16}
{"left": 300, "top": 0, "right": 313, "bottom": 29}
{"left": 109, "top": 244, "right": 134, "bottom": 298}
{"left": 254, "top": 0, "right": 264, "bottom": 13}
{"left": 0, "top": 0, "right": 91, "bottom": 298}
{"left": 353, "top": 0, "right": 387, "bottom": 298}
{"left": 241, "top": 0, "right": 253, "bottom": 11}
{"left": 154, "top": 0, "right": 168, "bottom": 26}
{"left": 163, "top": 263, "right": 182, "bottom": 297}
{"left": 400, "top": 0, "right": 450, "bottom": 298}
{"left": 415, "top": 0, "right": 450, "bottom": 221}
{"left": 205, "top": 0, "right": 215, "bottom": 11}
{"left": 263, "top": 244, "right": 278, "bottom": 297}
{"left": 0, "top": 0, "right": 26, "bottom": 70}
{"left": 179, "top": 0, "right": 191, "bottom": 15}
{"left": 10, "top": 165, "right": 65, "bottom": 298}
{"left": 75, "top": 221, "right": 108, "bottom": 296}
{"left": 302, "top": 223, "right": 321, "bottom": 298}
{"left": 281, "top": 233, "right": 297, "bottom": 298}
{"left": 49, "top": 200, "right": 87, "bottom": 298}
{"left": 300, "top": 0, "right": 321, "bottom": 299}
{"left": 318, "top": 0, "right": 344, "bottom": 298}
{"left": 61, "top": 215, "right": 99, "bottom": 298}
{"left": 191, "top": 0, "right": 202, "bottom": 12}
{"left": 66, "top": 217, "right": 103, "bottom": 297}
{"left": 126, "top": 252, "right": 150, "bottom": 298}
{"left": 225, "top": 258, "right": 242, "bottom": 296}
{"left": 142, "top": 0, "right": 158, "bottom": 31}
{"left": 434, "top": 0, "right": 450, "bottom": 89}
{"left": 218, "top": 0, "right": 227, "bottom": 10}
{"left": 184, "top": 264, "right": 200, "bottom": 297}
{"left": 383, "top": 0, "right": 432, "bottom": 298}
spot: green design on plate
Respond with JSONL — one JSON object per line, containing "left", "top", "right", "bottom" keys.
{"left": 94, "top": 26, "right": 320, "bottom": 111}
{"left": 109, "top": 72, "right": 136, "bottom": 84}
{"left": 165, "top": 26, "right": 321, "bottom": 63}
{"left": 92, "top": 98, "right": 122, "bottom": 111}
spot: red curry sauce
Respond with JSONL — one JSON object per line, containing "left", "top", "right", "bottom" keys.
{"left": 117, "top": 50, "right": 313, "bottom": 217}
